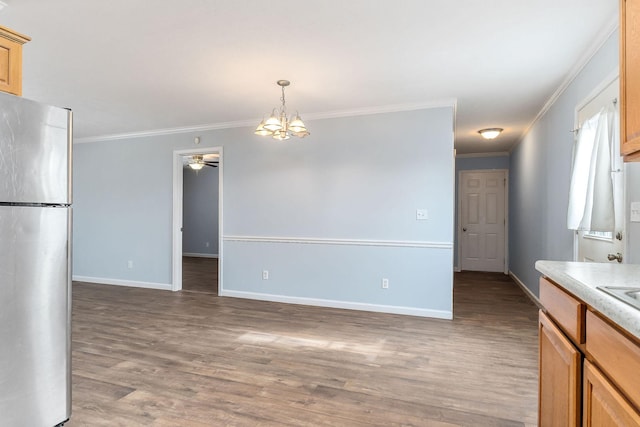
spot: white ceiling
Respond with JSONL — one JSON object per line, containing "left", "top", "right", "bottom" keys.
{"left": 1, "top": 0, "right": 617, "bottom": 154}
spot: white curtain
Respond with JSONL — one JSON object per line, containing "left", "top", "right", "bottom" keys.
{"left": 567, "top": 105, "right": 616, "bottom": 231}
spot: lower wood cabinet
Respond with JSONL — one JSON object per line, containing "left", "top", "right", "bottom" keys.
{"left": 538, "top": 277, "right": 640, "bottom": 426}
{"left": 539, "top": 310, "right": 581, "bottom": 426}
{"left": 583, "top": 359, "right": 640, "bottom": 426}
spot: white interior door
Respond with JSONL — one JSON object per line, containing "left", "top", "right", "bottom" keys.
{"left": 459, "top": 170, "right": 507, "bottom": 272}
{"left": 576, "top": 78, "right": 625, "bottom": 263}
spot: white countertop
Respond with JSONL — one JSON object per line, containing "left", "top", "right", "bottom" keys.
{"left": 535, "top": 260, "right": 640, "bottom": 340}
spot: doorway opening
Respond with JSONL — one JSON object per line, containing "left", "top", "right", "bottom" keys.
{"left": 172, "top": 147, "right": 223, "bottom": 293}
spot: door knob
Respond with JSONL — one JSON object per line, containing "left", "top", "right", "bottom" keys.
{"left": 607, "top": 253, "right": 623, "bottom": 263}
{"left": 462, "top": 228, "right": 467, "bottom": 232}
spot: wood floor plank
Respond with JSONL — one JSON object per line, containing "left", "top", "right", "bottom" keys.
{"left": 182, "top": 256, "right": 218, "bottom": 294}
{"left": 65, "top": 269, "right": 539, "bottom": 426}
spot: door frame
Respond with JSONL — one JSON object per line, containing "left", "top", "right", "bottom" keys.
{"left": 172, "top": 146, "right": 223, "bottom": 291}
{"left": 457, "top": 169, "right": 509, "bottom": 274}
{"left": 572, "top": 71, "right": 628, "bottom": 262}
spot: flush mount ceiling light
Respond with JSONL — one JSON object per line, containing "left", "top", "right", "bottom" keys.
{"left": 255, "top": 80, "right": 310, "bottom": 140}
{"left": 478, "top": 128, "right": 504, "bottom": 140}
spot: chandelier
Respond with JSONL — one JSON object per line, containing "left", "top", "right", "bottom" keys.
{"left": 255, "top": 80, "right": 310, "bottom": 140}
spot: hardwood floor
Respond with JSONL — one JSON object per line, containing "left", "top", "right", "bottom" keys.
{"left": 67, "top": 271, "right": 539, "bottom": 426}
{"left": 182, "top": 256, "right": 218, "bottom": 295}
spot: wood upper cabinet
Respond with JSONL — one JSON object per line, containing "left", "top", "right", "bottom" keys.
{"left": 0, "top": 26, "right": 30, "bottom": 96}
{"left": 621, "top": 0, "right": 640, "bottom": 161}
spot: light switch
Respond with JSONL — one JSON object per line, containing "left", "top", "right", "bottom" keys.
{"left": 631, "top": 202, "right": 640, "bottom": 222}
{"left": 416, "top": 209, "right": 428, "bottom": 220}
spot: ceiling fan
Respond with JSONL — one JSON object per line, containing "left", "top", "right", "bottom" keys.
{"left": 186, "top": 154, "right": 218, "bottom": 171}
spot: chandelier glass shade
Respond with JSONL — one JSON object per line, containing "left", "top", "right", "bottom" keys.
{"left": 255, "top": 80, "right": 310, "bottom": 140}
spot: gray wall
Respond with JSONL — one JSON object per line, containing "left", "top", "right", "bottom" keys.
{"left": 627, "top": 163, "right": 640, "bottom": 264}
{"left": 73, "top": 139, "right": 173, "bottom": 285}
{"left": 183, "top": 166, "right": 219, "bottom": 256}
{"left": 508, "top": 30, "right": 640, "bottom": 295}
{"left": 454, "top": 155, "right": 510, "bottom": 268}
{"left": 73, "top": 106, "right": 456, "bottom": 317}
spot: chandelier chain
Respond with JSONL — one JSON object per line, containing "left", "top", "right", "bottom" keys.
{"left": 280, "top": 86, "right": 286, "bottom": 110}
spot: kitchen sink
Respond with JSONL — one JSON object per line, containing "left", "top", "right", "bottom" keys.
{"left": 597, "top": 286, "right": 640, "bottom": 310}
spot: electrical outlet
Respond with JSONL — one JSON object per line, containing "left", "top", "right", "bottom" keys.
{"left": 127, "top": 260, "right": 133, "bottom": 269}
{"left": 382, "top": 278, "right": 389, "bottom": 289}
{"left": 262, "top": 270, "right": 269, "bottom": 280}
{"left": 632, "top": 202, "right": 640, "bottom": 222}
{"left": 416, "top": 209, "right": 428, "bottom": 220}
{"left": 205, "top": 241, "right": 210, "bottom": 248}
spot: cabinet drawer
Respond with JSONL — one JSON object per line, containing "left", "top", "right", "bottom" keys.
{"left": 539, "top": 277, "right": 585, "bottom": 344}
{"left": 586, "top": 309, "right": 640, "bottom": 409}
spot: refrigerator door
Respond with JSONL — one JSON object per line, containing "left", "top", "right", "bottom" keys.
{"left": 0, "top": 205, "right": 71, "bottom": 427}
{"left": 0, "top": 91, "right": 71, "bottom": 205}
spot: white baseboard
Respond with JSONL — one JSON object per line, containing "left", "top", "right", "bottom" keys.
{"left": 183, "top": 253, "right": 219, "bottom": 258}
{"left": 218, "top": 289, "right": 453, "bottom": 320}
{"left": 508, "top": 270, "right": 542, "bottom": 308}
{"left": 72, "top": 275, "right": 172, "bottom": 291}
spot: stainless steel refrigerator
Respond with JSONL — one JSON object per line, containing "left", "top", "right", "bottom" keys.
{"left": 0, "top": 91, "right": 72, "bottom": 426}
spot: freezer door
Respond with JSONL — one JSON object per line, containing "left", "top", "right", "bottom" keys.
{"left": 0, "top": 206, "right": 71, "bottom": 427}
{"left": 0, "top": 91, "right": 71, "bottom": 204}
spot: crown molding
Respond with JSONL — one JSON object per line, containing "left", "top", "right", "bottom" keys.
{"left": 513, "top": 15, "right": 619, "bottom": 151}
{"left": 74, "top": 119, "right": 256, "bottom": 144}
{"left": 74, "top": 98, "right": 457, "bottom": 144}
{"left": 305, "top": 98, "right": 457, "bottom": 121}
{"left": 455, "top": 151, "right": 509, "bottom": 159}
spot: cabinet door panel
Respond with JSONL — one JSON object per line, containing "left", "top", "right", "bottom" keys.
{"left": 583, "top": 360, "right": 640, "bottom": 426}
{"left": 621, "top": 0, "right": 640, "bottom": 159}
{"left": 539, "top": 310, "right": 581, "bottom": 426}
{"left": 0, "top": 26, "right": 29, "bottom": 96}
